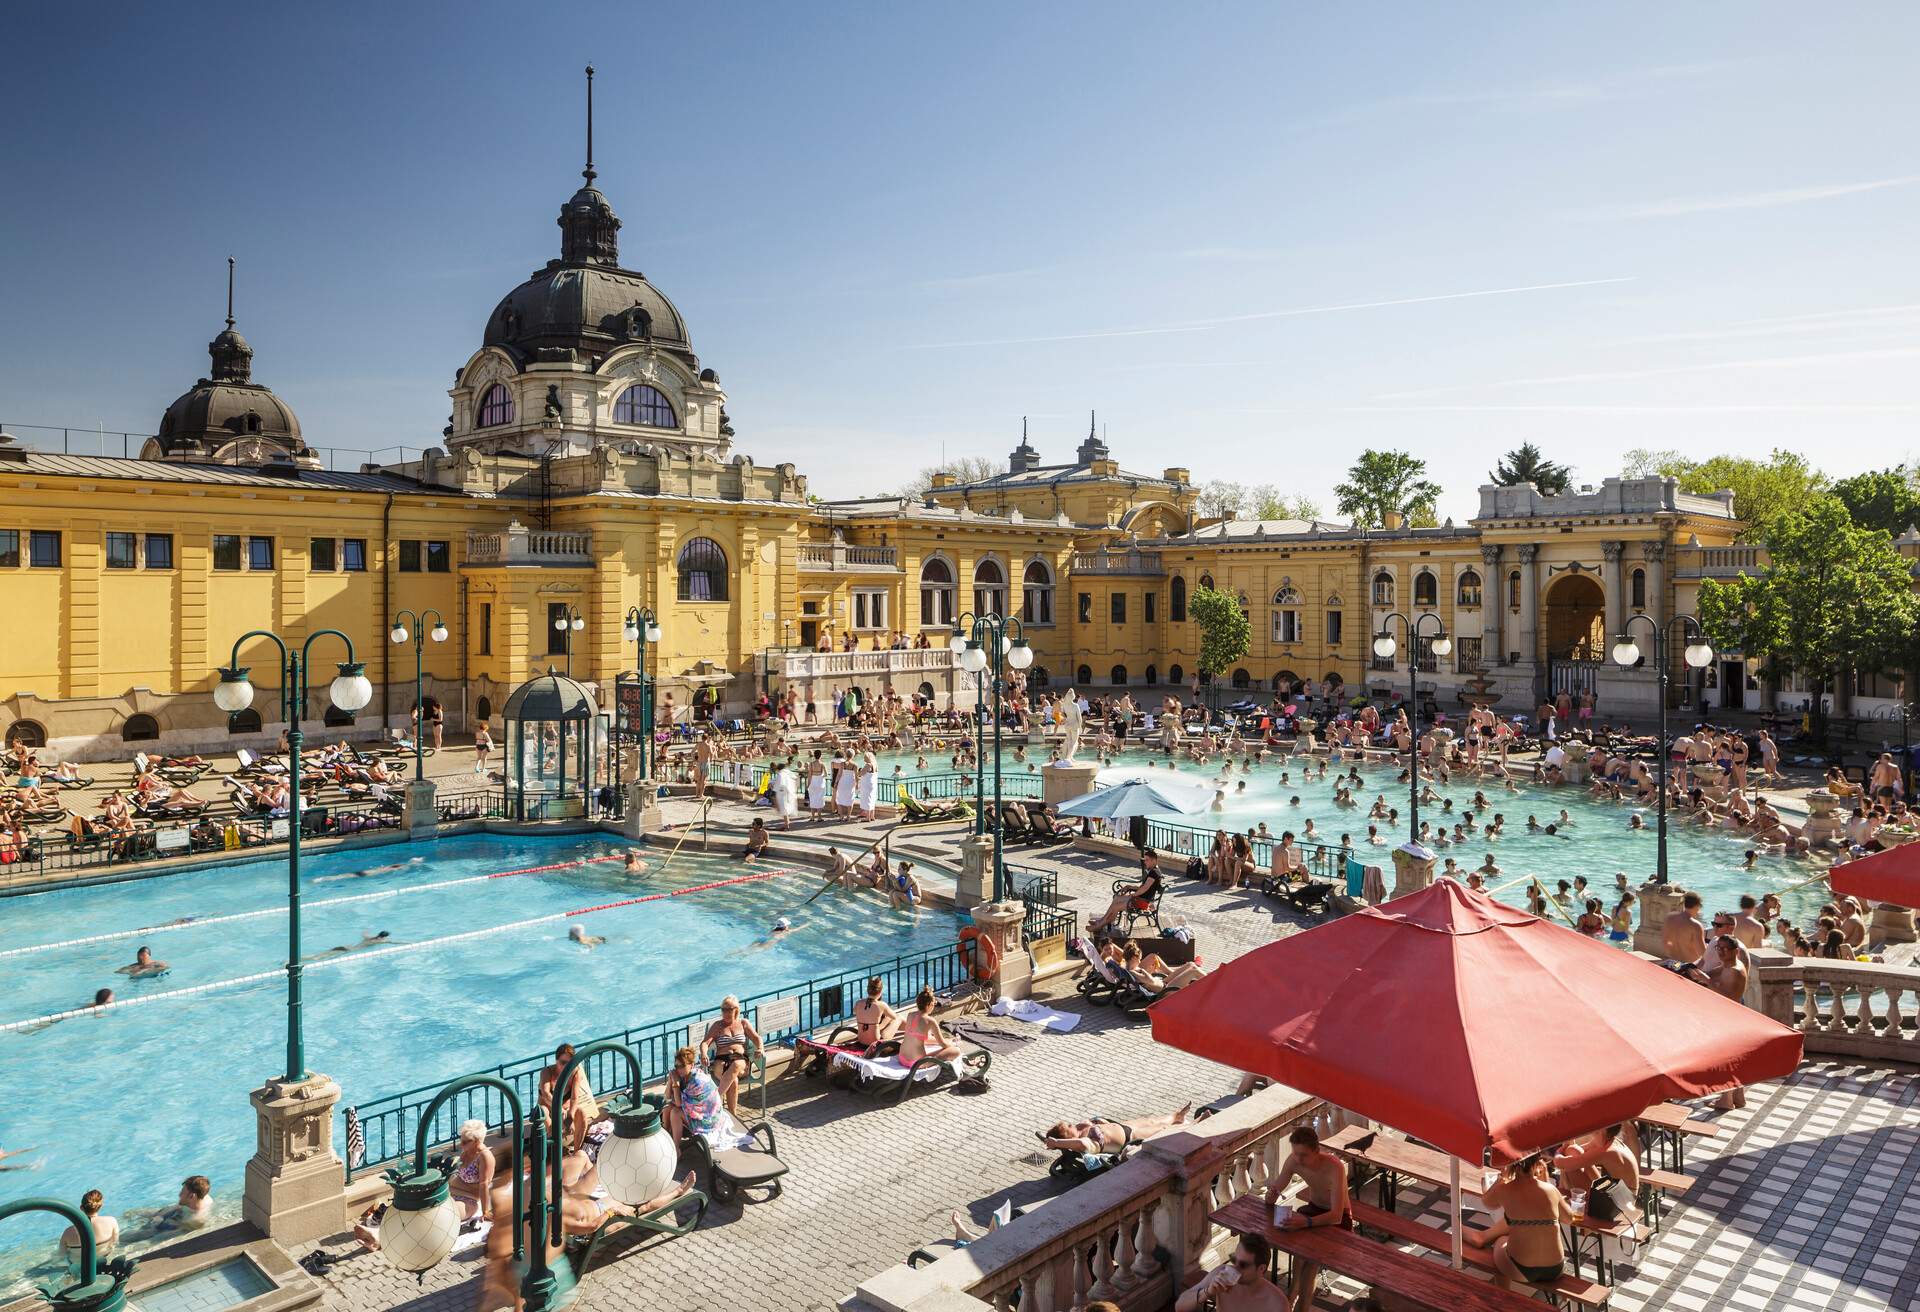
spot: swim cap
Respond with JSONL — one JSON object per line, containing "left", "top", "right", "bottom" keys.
{"left": 774, "top": 917, "right": 791, "bottom": 931}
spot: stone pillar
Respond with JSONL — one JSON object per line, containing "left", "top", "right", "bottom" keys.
{"left": 1516, "top": 543, "right": 1540, "bottom": 674}
{"left": 1801, "top": 790, "right": 1846, "bottom": 848}
{"left": 969, "top": 898, "right": 1032, "bottom": 1001}
{"left": 1390, "top": 842, "right": 1436, "bottom": 900}
{"left": 621, "top": 777, "right": 663, "bottom": 837}
{"left": 1042, "top": 762, "right": 1100, "bottom": 807}
{"left": 243, "top": 1072, "right": 349, "bottom": 1243}
{"left": 1480, "top": 544, "right": 1504, "bottom": 663}
{"left": 1870, "top": 902, "right": 1918, "bottom": 944}
{"left": 955, "top": 833, "right": 994, "bottom": 907}
{"left": 402, "top": 777, "right": 438, "bottom": 836}
{"left": 1633, "top": 881, "right": 1687, "bottom": 957}
{"left": 1602, "top": 540, "right": 1625, "bottom": 648}
{"left": 1640, "top": 540, "right": 1666, "bottom": 626}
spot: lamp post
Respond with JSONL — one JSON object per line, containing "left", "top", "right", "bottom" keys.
{"left": 553, "top": 606, "right": 585, "bottom": 677}
{"left": 1371, "top": 611, "right": 1451, "bottom": 846}
{"left": 0, "top": 1199, "right": 134, "bottom": 1312}
{"left": 389, "top": 609, "right": 447, "bottom": 781}
{"left": 621, "top": 606, "right": 662, "bottom": 782}
{"left": 379, "top": 1042, "right": 674, "bottom": 1312}
{"left": 1611, "top": 613, "right": 1713, "bottom": 885}
{"left": 950, "top": 611, "right": 1034, "bottom": 902}
{"left": 214, "top": 630, "right": 372, "bottom": 1081}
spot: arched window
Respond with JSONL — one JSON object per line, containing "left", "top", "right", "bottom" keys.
{"left": 1631, "top": 567, "right": 1647, "bottom": 610}
{"left": 1457, "top": 571, "right": 1483, "bottom": 607}
{"left": 1373, "top": 571, "right": 1395, "bottom": 606}
{"left": 477, "top": 383, "right": 514, "bottom": 428}
{"left": 1414, "top": 572, "right": 1437, "bottom": 607}
{"left": 4, "top": 720, "right": 46, "bottom": 749}
{"left": 613, "top": 384, "right": 676, "bottom": 427}
{"left": 1272, "top": 586, "right": 1301, "bottom": 644}
{"left": 1021, "top": 559, "right": 1054, "bottom": 625}
{"left": 1076, "top": 663, "right": 1093, "bottom": 686}
{"left": 121, "top": 713, "right": 159, "bottom": 742}
{"left": 677, "top": 537, "right": 728, "bottom": 602}
{"left": 1508, "top": 570, "right": 1522, "bottom": 608}
{"left": 1273, "top": 586, "right": 1301, "bottom": 606}
{"left": 476, "top": 696, "right": 494, "bottom": 723}
{"left": 1110, "top": 664, "right": 1129, "bottom": 686}
{"left": 1168, "top": 663, "right": 1184, "bottom": 685}
{"left": 920, "top": 557, "right": 955, "bottom": 627}
{"left": 1170, "top": 575, "right": 1188, "bottom": 623}
{"left": 974, "top": 558, "right": 1006, "bottom": 615}
{"left": 1144, "top": 664, "right": 1159, "bottom": 686}
{"left": 227, "top": 707, "right": 263, "bottom": 735}
{"left": 1198, "top": 573, "right": 1215, "bottom": 592}
{"left": 1272, "top": 670, "right": 1299, "bottom": 692}
{"left": 1323, "top": 670, "right": 1345, "bottom": 689}
{"left": 1231, "top": 669, "right": 1251, "bottom": 689}
{"left": 917, "top": 681, "right": 935, "bottom": 701}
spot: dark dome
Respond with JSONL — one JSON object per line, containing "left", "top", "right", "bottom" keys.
{"left": 151, "top": 319, "right": 311, "bottom": 465}
{"left": 502, "top": 671, "right": 600, "bottom": 721}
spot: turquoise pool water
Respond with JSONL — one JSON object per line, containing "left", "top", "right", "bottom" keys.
{"left": 0, "top": 834, "right": 957, "bottom": 1285}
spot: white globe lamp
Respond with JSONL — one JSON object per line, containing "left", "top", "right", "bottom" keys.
{"left": 1372, "top": 634, "right": 1396, "bottom": 660}
{"left": 644, "top": 623, "right": 662, "bottom": 643}
{"left": 1007, "top": 639, "right": 1034, "bottom": 670}
{"left": 213, "top": 667, "right": 255, "bottom": 714}
{"left": 1430, "top": 636, "right": 1453, "bottom": 658}
{"left": 596, "top": 1094, "right": 679, "bottom": 1208}
{"left": 1611, "top": 639, "right": 1641, "bottom": 668}
{"left": 1684, "top": 641, "right": 1714, "bottom": 669}
{"left": 390, "top": 624, "right": 409, "bottom": 645}
{"left": 429, "top": 623, "right": 449, "bottom": 644}
{"left": 380, "top": 1167, "right": 459, "bottom": 1275}
{"left": 948, "top": 629, "right": 968, "bottom": 656}
{"left": 330, "top": 662, "right": 374, "bottom": 713}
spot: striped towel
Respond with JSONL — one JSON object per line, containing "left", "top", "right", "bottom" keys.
{"left": 345, "top": 1106, "right": 365, "bottom": 1170}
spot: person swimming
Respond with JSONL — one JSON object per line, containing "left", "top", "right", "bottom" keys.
{"left": 568, "top": 924, "right": 606, "bottom": 949}
{"left": 315, "top": 857, "right": 423, "bottom": 883}
{"left": 303, "top": 931, "right": 394, "bottom": 961}
{"left": 740, "top": 917, "right": 797, "bottom": 954}
{"left": 116, "top": 946, "right": 169, "bottom": 977}
{"left": 623, "top": 851, "right": 649, "bottom": 875}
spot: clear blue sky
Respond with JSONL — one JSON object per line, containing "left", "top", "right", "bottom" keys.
{"left": 3, "top": 2, "right": 1916, "bottom": 521}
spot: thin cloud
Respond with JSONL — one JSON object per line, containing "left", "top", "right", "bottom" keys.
{"left": 915, "top": 266, "right": 1055, "bottom": 291}
{"left": 900, "top": 276, "right": 1635, "bottom": 350}
{"left": 1619, "top": 303, "right": 1920, "bottom": 346}
{"left": 1577, "top": 175, "right": 1920, "bottom": 221}
{"left": 1171, "top": 246, "right": 1295, "bottom": 263}
{"left": 1224, "top": 404, "right": 1920, "bottom": 416}
{"left": 1376, "top": 346, "right": 1920, "bottom": 398}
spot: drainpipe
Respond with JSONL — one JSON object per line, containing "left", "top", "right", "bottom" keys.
{"left": 459, "top": 575, "right": 470, "bottom": 732}
{"left": 380, "top": 492, "right": 394, "bottom": 734}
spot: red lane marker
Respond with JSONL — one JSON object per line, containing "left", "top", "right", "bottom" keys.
{"left": 486, "top": 854, "right": 628, "bottom": 879}
{"left": 563, "top": 867, "right": 801, "bottom": 917}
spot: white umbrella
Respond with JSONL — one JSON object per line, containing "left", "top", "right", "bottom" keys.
{"left": 1051, "top": 775, "right": 1217, "bottom": 819}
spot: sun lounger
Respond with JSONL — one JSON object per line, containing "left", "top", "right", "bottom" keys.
{"left": 1072, "top": 938, "right": 1155, "bottom": 1013}
{"left": 1259, "top": 872, "right": 1335, "bottom": 916}
{"left": 898, "top": 788, "right": 970, "bottom": 824}
{"left": 828, "top": 1046, "right": 991, "bottom": 1103}
{"left": 565, "top": 1185, "right": 708, "bottom": 1276}
{"left": 678, "top": 1116, "right": 788, "bottom": 1204}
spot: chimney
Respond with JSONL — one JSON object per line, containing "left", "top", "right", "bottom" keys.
{"left": 930, "top": 472, "right": 955, "bottom": 490}
{"left": 1381, "top": 510, "right": 1404, "bottom": 531}
{"left": 1163, "top": 467, "right": 1189, "bottom": 485}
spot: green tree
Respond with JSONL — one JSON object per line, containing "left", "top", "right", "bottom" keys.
{"left": 1696, "top": 495, "right": 1918, "bottom": 743}
{"left": 1334, "top": 450, "right": 1442, "bottom": 530}
{"left": 1195, "top": 480, "right": 1247, "bottom": 519}
{"left": 1488, "top": 442, "right": 1572, "bottom": 495}
{"left": 1619, "top": 448, "right": 1826, "bottom": 542}
{"left": 1189, "top": 584, "right": 1251, "bottom": 705}
{"left": 1831, "top": 466, "right": 1920, "bottom": 537}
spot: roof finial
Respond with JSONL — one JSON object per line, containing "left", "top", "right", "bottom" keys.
{"left": 1022, "top": 416, "right": 1028, "bottom": 441}
{"left": 225, "top": 256, "right": 236, "bottom": 330}
{"left": 1089, "top": 409, "right": 1097, "bottom": 439}
{"left": 583, "top": 65, "right": 596, "bottom": 185}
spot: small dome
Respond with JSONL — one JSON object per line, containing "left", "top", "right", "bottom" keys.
{"left": 151, "top": 317, "right": 311, "bottom": 467}
{"left": 485, "top": 263, "right": 691, "bottom": 368}
{"left": 502, "top": 671, "right": 600, "bottom": 721}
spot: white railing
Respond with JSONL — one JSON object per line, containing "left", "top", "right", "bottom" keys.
{"left": 1676, "top": 545, "right": 1764, "bottom": 578}
{"left": 772, "top": 648, "right": 955, "bottom": 680}
{"left": 1760, "top": 958, "right": 1920, "bottom": 1062}
{"left": 1070, "top": 548, "right": 1164, "bottom": 576}
{"left": 798, "top": 542, "right": 900, "bottom": 571}
{"left": 464, "top": 520, "right": 592, "bottom": 566}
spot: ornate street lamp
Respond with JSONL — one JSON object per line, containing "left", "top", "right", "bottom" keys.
{"left": 621, "top": 606, "right": 663, "bottom": 782}
{"left": 389, "top": 609, "right": 448, "bottom": 780}
{"left": 0, "top": 1199, "right": 135, "bottom": 1312}
{"left": 552, "top": 606, "right": 585, "bottom": 678}
{"left": 1372, "top": 611, "right": 1451, "bottom": 846}
{"left": 1612, "top": 614, "right": 1713, "bottom": 885}
{"left": 951, "top": 612, "right": 1033, "bottom": 902}
{"left": 214, "top": 630, "right": 371, "bottom": 1081}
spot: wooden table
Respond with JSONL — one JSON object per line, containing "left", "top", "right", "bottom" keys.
{"left": 1632, "top": 1102, "right": 1721, "bottom": 1171}
{"left": 1324, "top": 1123, "right": 1488, "bottom": 1213}
{"left": 1210, "top": 1195, "right": 1548, "bottom": 1312}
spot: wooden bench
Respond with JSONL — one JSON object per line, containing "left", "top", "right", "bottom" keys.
{"left": 1632, "top": 1103, "right": 1722, "bottom": 1171}
{"left": 1211, "top": 1195, "right": 1550, "bottom": 1312}
{"left": 1638, "top": 1167, "right": 1696, "bottom": 1231}
{"left": 1348, "top": 1201, "right": 1609, "bottom": 1309}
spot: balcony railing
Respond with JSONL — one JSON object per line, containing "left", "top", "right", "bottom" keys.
{"left": 798, "top": 542, "right": 900, "bottom": 572}
{"left": 1675, "top": 545, "right": 1764, "bottom": 579}
{"left": 464, "top": 520, "right": 592, "bottom": 567}
{"left": 769, "top": 648, "right": 956, "bottom": 680}
{"left": 1070, "top": 547, "right": 1164, "bottom": 576}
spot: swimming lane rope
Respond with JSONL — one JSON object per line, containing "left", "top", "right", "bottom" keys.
{"left": 0, "top": 865, "right": 804, "bottom": 1033}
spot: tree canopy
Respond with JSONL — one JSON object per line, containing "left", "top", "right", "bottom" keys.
{"left": 899, "top": 456, "right": 1005, "bottom": 497}
{"left": 1195, "top": 480, "right": 1323, "bottom": 522}
{"left": 1189, "top": 584, "right": 1251, "bottom": 681}
{"left": 1621, "top": 448, "right": 1826, "bottom": 542}
{"left": 1830, "top": 466, "right": 1920, "bottom": 539}
{"left": 1488, "top": 442, "right": 1573, "bottom": 495}
{"left": 1696, "top": 494, "right": 1918, "bottom": 737}
{"left": 1334, "top": 450, "right": 1442, "bottom": 529}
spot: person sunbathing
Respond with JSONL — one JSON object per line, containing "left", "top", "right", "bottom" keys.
{"left": 1038, "top": 1104, "right": 1193, "bottom": 1154}
{"left": 1121, "top": 942, "right": 1206, "bottom": 991}
{"left": 852, "top": 976, "right": 901, "bottom": 1049}
{"left": 898, "top": 987, "right": 961, "bottom": 1063}
{"left": 1086, "top": 851, "right": 1163, "bottom": 934}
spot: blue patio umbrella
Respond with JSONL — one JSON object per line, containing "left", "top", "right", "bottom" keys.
{"left": 1051, "top": 775, "right": 1217, "bottom": 819}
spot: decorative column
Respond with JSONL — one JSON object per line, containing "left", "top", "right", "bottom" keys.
{"left": 242, "top": 1072, "right": 349, "bottom": 1243}
{"left": 955, "top": 833, "right": 994, "bottom": 906}
{"left": 1516, "top": 543, "right": 1541, "bottom": 680}
{"left": 968, "top": 898, "right": 1032, "bottom": 1000}
{"left": 1480, "top": 544, "right": 1504, "bottom": 663}
{"left": 1602, "top": 541, "right": 1626, "bottom": 646}
{"left": 402, "top": 777, "right": 439, "bottom": 836}
{"left": 1633, "top": 882, "right": 1687, "bottom": 956}
{"left": 1390, "top": 842, "right": 1436, "bottom": 900}
{"left": 1640, "top": 540, "right": 1669, "bottom": 709}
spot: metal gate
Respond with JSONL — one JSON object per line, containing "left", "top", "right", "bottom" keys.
{"left": 1550, "top": 660, "right": 1601, "bottom": 699}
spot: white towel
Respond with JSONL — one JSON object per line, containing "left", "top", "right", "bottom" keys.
{"left": 989, "top": 997, "right": 1080, "bottom": 1033}
{"left": 449, "top": 1218, "right": 492, "bottom": 1255}
{"left": 830, "top": 1051, "right": 952, "bottom": 1083}
{"left": 698, "top": 1109, "right": 756, "bottom": 1152}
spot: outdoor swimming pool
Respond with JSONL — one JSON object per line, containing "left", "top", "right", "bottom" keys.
{"left": 0, "top": 833, "right": 959, "bottom": 1285}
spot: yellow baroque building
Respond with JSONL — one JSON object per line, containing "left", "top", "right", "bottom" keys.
{"left": 0, "top": 158, "right": 1750, "bottom": 760}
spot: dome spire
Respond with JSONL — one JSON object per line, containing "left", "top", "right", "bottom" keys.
{"left": 209, "top": 256, "right": 253, "bottom": 384}
{"left": 225, "top": 255, "right": 236, "bottom": 330}
{"left": 583, "top": 64, "right": 596, "bottom": 186}
{"left": 558, "top": 66, "right": 620, "bottom": 265}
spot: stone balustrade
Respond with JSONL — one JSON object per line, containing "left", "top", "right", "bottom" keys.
{"left": 773, "top": 648, "right": 956, "bottom": 680}
{"left": 798, "top": 541, "right": 901, "bottom": 571}
{"left": 463, "top": 520, "right": 592, "bottom": 566}
{"left": 1759, "top": 956, "right": 1920, "bottom": 1062}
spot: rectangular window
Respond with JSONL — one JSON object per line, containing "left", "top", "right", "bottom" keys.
{"left": 105, "top": 532, "right": 137, "bottom": 569}
{"left": 145, "top": 533, "right": 173, "bottom": 569}
{"left": 398, "top": 540, "right": 421, "bottom": 572}
{"left": 852, "top": 589, "right": 889, "bottom": 630}
{"left": 0, "top": 530, "right": 17, "bottom": 568}
{"left": 1457, "top": 636, "right": 1483, "bottom": 670}
{"left": 213, "top": 535, "right": 242, "bottom": 570}
{"left": 1110, "top": 593, "right": 1127, "bottom": 624}
{"left": 547, "top": 602, "right": 569, "bottom": 655}
{"left": 29, "top": 530, "right": 60, "bottom": 568}
{"left": 1326, "top": 610, "right": 1343, "bottom": 645}
{"left": 425, "top": 540, "right": 451, "bottom": 573}
{"left": 1078, "top": 593, "right": 1092, "bottom": 624}
{"left": 1144, "top": 593, "right": 1157, "bottom": 624}
{"left": 247, "top": 536, "right": 274, "bottom": 571}
{"left": 341, "top": 539, "right": 367, "bottom": 572}
{"left": 479, "top": 603, "right": 493, "bottom": 656}
{"left": 1272, "top": 610, "right": 1300, "bottom": 644}
{"left": 309, "top": 537, "right": 336, "bottom": 572}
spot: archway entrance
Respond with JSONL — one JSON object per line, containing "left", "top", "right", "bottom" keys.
{"left": 1544, "top": 574, "right": 1606, "bottom": 661}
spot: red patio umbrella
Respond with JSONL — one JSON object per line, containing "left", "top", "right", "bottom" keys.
{"left": 1829, "top": 844, "right": 1920, "bottom": 907}
{"left": 1151, "top": 880, "right": 1802, "bottom": 1168}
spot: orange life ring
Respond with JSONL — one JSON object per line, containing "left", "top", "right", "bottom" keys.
{"left": 956, "top": 925, "right": 1000, "bottom": 981}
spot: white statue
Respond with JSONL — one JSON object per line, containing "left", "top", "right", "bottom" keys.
{"left": 1060, "top": 689, "right": 1084, "bottom": 763}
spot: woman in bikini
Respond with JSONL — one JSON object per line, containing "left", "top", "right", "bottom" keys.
{"left": 702, "top": 996, "right": 762, "bottom": 1119}
{"left": 852, "top": 977, "right": 901, "bottom": 1052}
{"left": 1467, "top": 1154, "right": 1573, "bottom": 1292}
{"left": 898, "top": 987, "right": 962, "bottom": 1064}
{"left": 449, "top": 1119, "right": 496, "bottom": 1223}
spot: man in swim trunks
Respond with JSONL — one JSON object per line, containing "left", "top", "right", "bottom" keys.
{"left": 1038, "top": 1104, "right": 1193, "bottom": 1154}
{"left": 303, "top": 931, "right": 393, "bottom": 961}
{"left": 116, "top": 946, "right": 169, "bottom": 977}
{"left": 567, "top": 924, "right": 605, "bottom": 949}
{"left": 1264, "top": 1125, "right": 1351, "bottom": 1311}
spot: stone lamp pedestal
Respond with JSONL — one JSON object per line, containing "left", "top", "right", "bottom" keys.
{"left": 1042, "top": 763, "right": 1100, "bottom": 808}
{"left": 1802, "top": 791, "right": 1846, "bottom": 848}
{"left": 1390, "top": 843, "right": 1436, "bottom": 901}
{"left": 969, "top": 899, "right": 1032, "bottom": 1001}
{"left": 402, "top": 777, "right": 438, "bottom": 836}
{"left": 622, "top": 778, "right": 663, "bottom": 837}
{"left": 955, "top": 833, "right": 994, "bottom": 907}
{"left": 1634, "top": 881, "right": 1688, "bottom": 957}
{"left": 243, "top": 1072, "right": 349, "bottom": 1243}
